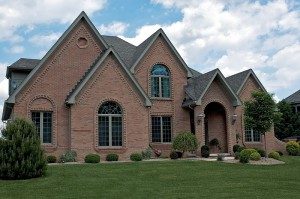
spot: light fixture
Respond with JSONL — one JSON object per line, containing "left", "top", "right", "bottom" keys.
{"left": 197, "top": 113, "right": 205, "bottom": 125}
{"left": 232, "top": 114, "right": 237, "bottom": 124}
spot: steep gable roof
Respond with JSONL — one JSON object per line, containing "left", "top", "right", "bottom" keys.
{"left": 66, "top": 47, "right": 152, "bottom": 107}
{"left": 284, "top": 90, "right": 300, "bottom": 104}
{"left": 226, "top": 69, "right": 266, "bottom": 95}
{"left": 6, "top": 58, "right": 40, "bottom": 78}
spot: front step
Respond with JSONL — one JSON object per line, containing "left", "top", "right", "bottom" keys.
{"left": 209, "top": 153, "right": 231, "bottom": 157}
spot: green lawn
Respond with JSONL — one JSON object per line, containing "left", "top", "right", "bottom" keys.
{"left": 0, "top": 157, "right": 299, "bottom": 199}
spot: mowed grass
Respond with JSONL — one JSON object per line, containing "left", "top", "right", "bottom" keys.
{"left": 0, "top": 157, "right": 299, "bottom": 199}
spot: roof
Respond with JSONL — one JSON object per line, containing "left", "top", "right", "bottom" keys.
{"left": 284, "top": 90, "right": 300, "bottom": 104}
{"left": 6, "top": 58, "right": 40, "bottom": 78}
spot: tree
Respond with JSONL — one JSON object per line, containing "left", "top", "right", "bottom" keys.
{"left": 172, "top": 132, "right": 198, "bottom": 154}
{"left": 0, "top": 118, "right": 47, "bottom": 180}
{"left": 244, "top": 91, "right": 277, "bottom": 156}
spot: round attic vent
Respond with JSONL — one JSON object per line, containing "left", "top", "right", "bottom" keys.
{"left": 77, "top": 37, "right": 88, "bottom": 48}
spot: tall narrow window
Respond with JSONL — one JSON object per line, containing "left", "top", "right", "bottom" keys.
{"left": 245, "top": 127, "right": 261, "bottom": 142}
{"left": 31, "top": 111, "right": 52, "bottom": 144}
{"left": 98, "top": 101, "right": 122, "bottom": 147}
{"left": 151, "top": 116, "right": 172, "bottom": 143}
{"left": 151, "top": 64, "right": 170, "bottom": 98}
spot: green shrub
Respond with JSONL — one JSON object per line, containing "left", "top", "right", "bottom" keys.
{"left": 106, "top": 153, "right": 118, "bottom": 161}
{"left": 59, "top": 150, "right": 77, "bottom": 163}
{"left": 170, "top": 151, "right": 178, "bottom": 159}
{"left": 209, "top": 138, "right": 219, "bottom": 146}
{"left": 84, "top": 154, "right": 100, "bottom": 163}
{"left": 239, "top": 149, "right": 257, "bottom": 163}
{"left": 141, "top": 147, "right": 152, "bottom": 159}
{"left": 200, "top": 145, "right": 210, "bottom": 158}
{"left": 172, "top": 132, "right": 198, "bottom": 153}
{"left": 276, "top": 151, "right": 283, "bottom": 156}
{"left": 250, "top": 152, "right": 261, "bottom": 161}
{"left": 268, "top": 151, "right": 280, "bottom": 160}
{"left": 254, "top": 148, "right": 266, "bottom": 157}
{"left": 233, "top": 145, "right": 242, "bottom": 153}
{"left": 238, "top": 146, "right": 245, "bottom": 152}
{"left": 234, "top": 152, "right": 240, "bottom": 160}
{"left": 47, "top": 155, "right": 57, "bottom": 163}
{"left": 286, "top": 141, "right": 299, "bottom": 156}
{"left": 0, "top": 118, "right": 47, "bottom": 180}
{"left": 130, "top": 153, "right": 142, "bottom": 161}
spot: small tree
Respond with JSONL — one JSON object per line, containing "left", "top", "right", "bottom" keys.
{"left": 172, "top": 132, "right": 198, "bottom": 154}
{"left": 0, "top": 118, "right": 47, "bottom": 180}
{"left": 244, "top": 91, "right": 277, "bottom": 157}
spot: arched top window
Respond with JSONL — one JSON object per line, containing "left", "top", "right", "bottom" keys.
{"left": 98, "top": 101, "right": 122, "bottom": 115}
{"left": 151, "top": 64, "right": 170, "bottom": 98}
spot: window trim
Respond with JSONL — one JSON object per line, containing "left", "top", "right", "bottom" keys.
{"left": 31, "top": 111, "right": 53, "bottom": 144}
{"left": 98, "top": 113, "right": 122, "bottom": 147}
{"left": 244, "top": 127, "right": 261, "bottom": 143}
{"left": 151, "top": 116, "right": 172, "bottom": 143}
{"left": 150, "top": 65, "right": 171, "bottom": 99}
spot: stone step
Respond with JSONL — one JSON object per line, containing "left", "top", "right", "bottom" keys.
{"left": 209, "top": 153, "right": 231, "bottom": 157}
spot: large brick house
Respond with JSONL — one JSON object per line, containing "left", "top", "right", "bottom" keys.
{"left": 2, "top": 12, "right": 285, "bottom": 160}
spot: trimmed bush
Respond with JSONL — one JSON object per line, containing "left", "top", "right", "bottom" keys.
{"left": 200, "top": 145, "right": 210, "bottom": 158}
{"left": 268, "top": 151, "right": 280, "bottom": 160}
{"left": 130, "top": 153, "right": 142, "bottom": 161}
{"left": 0, "top": 118, "right": 47, "bottom": 180}
{"left": 59, "top": 150, "right": 77, "bottom": 163}
{"left": 234, "top": 152, "right": 240, "bottom": 160}
{"left": 141, "top": 147, "right": 152, "bottom": 160}
{"left": 209, "top": 138, "right": 219, "bottom": 146}
{"left": 237, "top": 146, "right": 245, "bottom": 153}
{"left": 176, "top": 151, "right": 183, "bottom": 158}
{"left": 106, "top": 153, "right": 119, "bottom": 161}
{"left": 233, "top": 145, "right": 242, "bottom": 153}
{"left": 276, "top": 151, "right": 283, "bottom": 156}
{"left": 170, "top": 151, "right": 178, "bottom": 159}
{"left": 47, "top": 155, "right": 57, "bottom": 163}
{"left": 254, "top": 148, "right": 266, "bottom": 157}
{"left": 172, "top": 132, "right": 198, "bottom": 153}
{"left": 239, "top": 149, "right": 257, "bottom": 163}
{"left": 85, "top": 154, "right": 100, "bottom": 163}
{"left": 286, "top": 141, "right": 299, "bottom": 156}
{"left": 250, "top": 152, "right": 261, "bottom": 161}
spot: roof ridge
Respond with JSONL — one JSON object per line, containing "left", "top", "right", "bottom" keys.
{"left": 226, "top": 68, "right": 251, "bottom": 78}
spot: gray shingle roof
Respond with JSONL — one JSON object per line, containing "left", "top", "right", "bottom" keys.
{"left": 6, "top": 58, "right": 40, "bottom": 78}
{"left": 284, "top": 90, "right": 300, "bottom": 103}
{"left": 226, "top": 69, "right": 251, "bottom": 93}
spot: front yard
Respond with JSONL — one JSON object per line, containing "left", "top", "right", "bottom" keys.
{"left": 0, "top": 156, "right": 299, "bottom": 198}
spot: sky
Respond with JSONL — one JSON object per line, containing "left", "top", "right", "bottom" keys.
{"left": 0, "top": 0, "right": 300, "bottom": 120}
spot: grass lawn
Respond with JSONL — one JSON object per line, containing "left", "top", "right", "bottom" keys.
{"left": 0, "top": 157, "right": 299, "bottom": 199}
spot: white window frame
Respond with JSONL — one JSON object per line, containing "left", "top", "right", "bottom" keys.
{"left": 32, "top": 111, "right": 52, "bottom": 144}
{"left": 245, "top": 127, "right": 261, "bottom": 143}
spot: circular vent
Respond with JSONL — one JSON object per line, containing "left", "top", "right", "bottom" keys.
{"left": 77, "top": 37, "right": 88, "bottom": 48}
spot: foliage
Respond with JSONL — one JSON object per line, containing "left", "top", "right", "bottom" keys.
{"left": 209, "top": 138, "right": 219, "bottom": 146}
{"left": 172, "top": 132, "right": 198, "bottom": 153}
{"left": 217, "top": 154, "right": 224, "bottom": 161}
{"left": 239, "top": 149, "right": 257, "bottom": 163}
{"left": 268, "top": 151, "right": 280, "bottom": 160}
{"left": 276, "top": 151, "right": 283, "bottom": 156}
{"left": 106, "top": 153, "right": 119, "bottom": 161}
{"left": 233, "top": 145, "right": 242, "bottom": 153}
{"left": 47, "top": 155, "right": 57, "bottom": 163}
{"left": 254, "top": 148, "right": 266, "bottom": 157}
{"left": 200, "top": 145, "right": 210, "bottom": 158}
{"left": 250, "top": 152, "right": 261, "bottom": 161}
{"left": 130, "top": 153, "right": 142, "bottom": 161}
{"left": 286, "top": 141, "right": 300, "bottom": 156}
{"left": 176, "top": 151, "right": 183, "bottom": 158}
{"left": 59, "top": 150, "right": 77, "bottom": 163}
{"left": 170, "top": 151, "right": 178, "bottom": 159}
{"left": 141, "top": 147, "right": 152, "bottom": 159}
{"left": 85, "top": 154, "right": 100, "bottom": 163}
{"left": 234, "top": 152, "right": 240, "bottom": 160}
{"left": 0, "top": 118, "right": 47, "bottom": 180}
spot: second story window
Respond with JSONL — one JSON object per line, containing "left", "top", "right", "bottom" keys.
{"left": 151, "top": 64, "right": 170, "bottom": 98}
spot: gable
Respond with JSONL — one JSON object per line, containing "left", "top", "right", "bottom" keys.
{"left": 239, "top": 74, "right": 263, "bottom": 101}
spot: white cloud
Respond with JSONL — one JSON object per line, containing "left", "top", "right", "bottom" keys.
{"left": 98, "top": 22, "right": 129, "bottom": 36}
{"left": 5, "top": 45, "right": 24, "bottom": 54}
{"left": 29, "top": 32, "right": 62, "bottom": 47}
{"left": 0, "top": 79, "right": 8, "bottom": 100}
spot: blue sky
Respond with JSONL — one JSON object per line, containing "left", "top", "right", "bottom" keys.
{"left": 0, "top": 0, "right": 300, "bottom": 117}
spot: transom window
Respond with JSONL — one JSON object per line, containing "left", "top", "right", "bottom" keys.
{"left": 245, "top": 127, "right": 261, "bottom": 142}
{"left": 31, "top": 111, "right": 52, "bottom": 144}
{"left": 151, "top": 64, "right": 170, "bottom": 98}
{"left": 98, "top": 101, "right": 122, "bottom": 147}
{"left": 151, "top": 116, "right": 172, "bottom": 143}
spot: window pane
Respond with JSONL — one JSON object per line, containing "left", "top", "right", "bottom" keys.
{"left": 99, "top": 116, "right": 109, "bottom": 146}
{"left": 253, "top": 130, "right": 261, "bottom": 142}
{"left": 161, "top": 77, "right": 170, "bottom": 98}
{"left": 99, "top": 101, "right": 122, "bottom": 114}
{"left": 297, "top": 106, "right": 300, "bottom": 113}
{"left": 31, "top": 112, "right": 40, "bottom": 136}
{"left": 151, "top": 65, "right": 169, "bottom": 76}
{"left": 162, "top": 117, "right": 171, "bottom": 142}
{"left": 151, "top": 77, "right": 160, "bottom": 97}
{"left": 245, "top": 127, "right": 252, "bottom": 142}
{"left": 152, "top": 117, "right": 161, "bottom": 142}
{"left": 112, "top": 116, "right": 122, "bottom": 146}
{"left": 43, "top": 112, "right": 52, "bottom": 143}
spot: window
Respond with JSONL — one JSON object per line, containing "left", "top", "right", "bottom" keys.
{"left": 151, "top": 116, "right": 172, "bottom": 143}
{"left": 31, "top": 112, "right": 52, "bottom": 144}
{"left": 151, "top": 64, "right": 170, "bottom": 98}
{"left": 245, "top": 127, "right": 261, "bottom": 142}
{"left": 98, "top": 101, "right": 122, "bottom": 147}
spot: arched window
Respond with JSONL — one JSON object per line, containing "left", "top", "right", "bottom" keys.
{"left": 151, "top": 64, "right": 170, "bottom": 98}
{"left": 98, "top": 101, "right": 122, "bottom": 147}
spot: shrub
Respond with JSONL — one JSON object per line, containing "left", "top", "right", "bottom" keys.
{"left": 172, "top": 132, "right": 198, "bottom": 153}
{"left": 239, "top": 149, "right": 257, "bottom": 163}
{"left": 209, "top": 138, "right": 219, "bottom": 146}
{"left": 286, "top": 141, "right": 299, "bottom": 156}
{"left": 255, "top": 148, "right": 266, "bottom": 157}
{"left": 250, "top": 152, "right": 261, "bottom": 161}
{"left": 130, "top": 153, "right": 142, "bottom": 161}
{"left": 268, "top": 151, "right": 280, "bottom": 160}
{"left": 176, "top": 151, "right": 183, "bottom": 158}
{"left": 234, "top": 152, "right": 240, "bottom": 160}
{"left": 217, "top": 154, "right": 224, "bottom": 161}
{"left": 106, "top": 153, "right": 118, "bottom": 161}
{"left": 276, "top": 151, "right": 283, "bottom": 156}
{"left": 47, "top": 155, "right": 57, "bottom": 163}
{"left": 237, "top": 146, "right": 245, "bottom": 153}
{"left": 233, "top": 145, "right": 242, "bottom": 153}
{"left": 200, "top": 145, "right": 210, "bottom": 158}
{"left": 141, "top": 147, "right": 152, "bottom": 160}
{"left": 170, "top": 151, "right": 178, "bottom": 160}
{"left": 84, "top": 154, "right": 100, "bottom": 163}
{"left": 59, "top": 150, "right": 77, "bottom": 163}
{"left": 0, "top": 118, "right": 47, "bottom": 180}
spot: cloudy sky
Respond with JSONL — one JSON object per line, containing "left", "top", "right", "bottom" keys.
{"left": 0, "top": 0, "right": 300, "bottom": 119}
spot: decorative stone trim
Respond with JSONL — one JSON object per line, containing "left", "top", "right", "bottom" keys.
{"left": 76, "top": 37, "right": 89, "bottom": 48}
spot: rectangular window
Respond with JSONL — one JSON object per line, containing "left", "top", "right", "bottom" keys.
{"left": 245, "top": 127, "right": 261, "bottom": 142}
{"left": 31, "top": 111, "right": 52, "bottom": 144}
{"left": 151, "top": 116, "right": 172, "bottom": 143}
{"left": 99, "top": 116, "right": 109, "bottom": 146}
{"left": 297, "top": 106, "right": 300, "bottom": 113}
{"left": 161, "top": 77, "right": 170, "bottom": 98}
{"left": 151, "top": 77, "right": 160, "bottom": 97}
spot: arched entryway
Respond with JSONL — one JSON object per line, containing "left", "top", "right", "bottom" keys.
{"left": 204, "top": 102, "right": 228, "bottom": 153}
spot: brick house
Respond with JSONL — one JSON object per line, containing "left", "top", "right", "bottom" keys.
{"left": 2, "top": 12, "right": 285, "bottom": 160}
